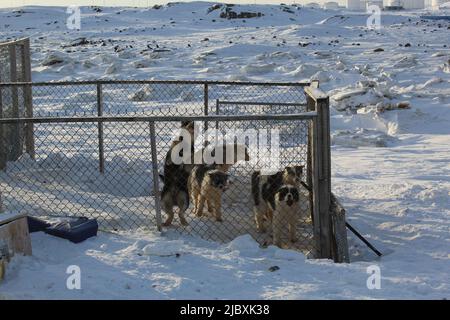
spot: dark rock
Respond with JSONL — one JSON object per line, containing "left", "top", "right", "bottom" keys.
{"left": 268, "top": 266, "right": 280, "bottom": 272}
{"left": 207, "top": 4, "right": 222, "bottom": 14}
{"left": 220, "top": 7, "right": 263, "bottom": 20}
{"left": 373, "top": 48, "right": 384, "bottom": 52}
{"left": 63, "top": 37, "right": 89, "bottom": 48}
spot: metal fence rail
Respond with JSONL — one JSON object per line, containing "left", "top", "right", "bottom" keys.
{"left": 0, "top": 80, "right": 349, "bottom": 262}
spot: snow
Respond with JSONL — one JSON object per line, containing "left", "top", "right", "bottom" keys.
{"left": 0, "top": 2, "right": 449, "bottom": 299}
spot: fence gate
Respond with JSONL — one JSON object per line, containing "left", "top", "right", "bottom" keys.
{"left": 0, "top": 80, "right": 349, "bottom": 263}
{"left": 0, "top": 38, "right": 34, "bottom": 170}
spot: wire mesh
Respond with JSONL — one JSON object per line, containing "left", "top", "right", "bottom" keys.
{"left": 0, "top": 81, "right": 317, "bottom": 255}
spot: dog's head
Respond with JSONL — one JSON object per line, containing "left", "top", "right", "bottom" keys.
{"left": 283, "top": 165, "right": 304, "bottom": 185}
{"left": 277, "top": 184, "right": 300, "bottom": 207}
{"left": 208, "top": 170, "right": 229, "bottom": 191}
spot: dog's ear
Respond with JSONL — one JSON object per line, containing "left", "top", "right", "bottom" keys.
{"left": 159, "top": 174, "right": 165, "bottom": 182}
{"left": 295, "top": 165, "right": 304, "bottom": 175}
{"left": 274, "top": 171, "right": 283, "bottom": 181}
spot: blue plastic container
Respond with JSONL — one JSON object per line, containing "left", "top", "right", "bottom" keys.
{"left": 27, "top": 216, "right": 51, "bottom": 233}
{"left": 45, "top": 217, "right": 98, "bottom": 243}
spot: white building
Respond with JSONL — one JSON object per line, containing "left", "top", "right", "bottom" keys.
{"left": 403, "top": 0, "right": 425, "bottom": 8}
{"left": 323, "top": 1, "right": 340, "bottom": 9}
{"left": 346, "top": 0, "right": 365, "bottom": 9}
{"left": 347, "top": 0, "right": 425, "bottom": 9}
{"left": 366, "top": 0, "right": 384, "bottom": 9}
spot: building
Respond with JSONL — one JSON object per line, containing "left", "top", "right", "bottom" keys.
{"left": 403, "top": 0, "right": 425, "bottom": 9}
{"left": 323, "top": 1, "right": 340, "bottom": 9}
{"left": 366, "top": 0, "right": 384, "bottom": 9}
{"left": 347, "top": 0, "right": 366, "bottom": 11}
{"left": 305, "top": 2, "right": 321, "bottom": 9}
{"left": 347, "top": 0, "right": 425, "bottom": 10}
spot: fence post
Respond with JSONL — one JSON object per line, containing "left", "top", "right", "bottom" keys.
{"left": 316, "top": 97, "right": 332, "bottom": 259}
{"left": 97, "top": 83, "right": 105, "bottom": 174}
{"left": 22, "top": 38, "right": 35, "bottom": 159}
{"left": 0, "top": 80, "right": 4, "bottom": 171}
{"left": 306, "top": 94, "right": 319, "bottom": 255}
{"left": 9, "top": 44, "right": 22, "bottom": 162}
{"left": 306, "top": 85, "right": 332, "bottom": 259}
{"left": 203, "top": 83, "right": 208, "bottom": 132}
{"left": 149, "top": 121, "right": 163, "bottom": 232}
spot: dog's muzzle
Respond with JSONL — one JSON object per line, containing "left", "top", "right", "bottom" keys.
{"left": 286, "top": 195, "right": 294, "bottom": 206}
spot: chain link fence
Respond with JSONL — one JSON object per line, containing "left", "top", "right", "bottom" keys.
{"left": 0, "top": 80, "right": 348, "bottom": 260}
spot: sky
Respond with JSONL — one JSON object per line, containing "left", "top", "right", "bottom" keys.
{"left": 0, "top": 0, "right": 334, "bottom": 9}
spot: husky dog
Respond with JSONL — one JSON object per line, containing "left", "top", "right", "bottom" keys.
{"left": 159, "top": 121, "right": 195, "bottom": 227}
{"left": 251, "top": 165, "right": 303, "bottom": 233}
{"left": 188, "top": 164, "right": 229, "bottom": 221}
{"left": 272, "top": 184, "right": 301, "bottom": 247}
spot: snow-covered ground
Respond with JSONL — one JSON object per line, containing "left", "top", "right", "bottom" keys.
{"left": 0, "top": 2, "right": 449, "bottom": 299}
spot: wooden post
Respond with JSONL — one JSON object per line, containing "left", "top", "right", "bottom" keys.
{"left": 97, "top": 83, "right": 105, "bottom": 174}
{"left": 22, "top": 38, "right": 35, "bottom": 159}
{"left": 305, "top": 86, "right": 332, "bottom": 260}
{"left": 9, "top": 44, "right": 22, "bottom": 161}
{"left": 306, "top": 95, "right": 319, "bottom": 256}
{"left": 0, "top": 213, "right": 32, "bottom": 281}
{"left": 149, "top": 121, "right": 162, "bottom": 231}
{"left": 316, "top": 97, "right": 332, "bottom": 259}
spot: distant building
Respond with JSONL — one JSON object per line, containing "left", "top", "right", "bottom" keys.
{"left": 403, "top": 0, "right": 425, "bottom": 9}
{"left": 347, "top": 0, "right": 364, "bottom": 10}
{"left": 365, "top": 0, "right": 384, "bottom": 9}
{"left": 323, "top": 1, "right": 340, "bottom": 9}
{"left": 346, "top": 0, "right": 424, "bottom": 10}
{"left": 305, "top": 2, "right": 321, "bottom": 9}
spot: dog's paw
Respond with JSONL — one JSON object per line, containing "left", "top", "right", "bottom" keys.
{"left": 290, "top": 238, "right": 298, "bottom": 243}
{"left": 256, "top": 227, "right": 266, "bottom": 233}
{"left": 180, "top": 220, "right": 189, "bottom": 226}
{"left": 215, "top": 217, "right": 223, "bottom": 222}
{"left": 162, "top": 221, "right": 172, "bottom": 227}
{"left": 195, "top": 211, "right": 203, "bottom": 217}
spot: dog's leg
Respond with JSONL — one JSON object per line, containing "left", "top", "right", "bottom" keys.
{"left": 196, "top": 189, "right": 206, "bottom": 217}
{"left": 254, "top": 205, "right": 266, "bottom": 233}
{"left": 207, "top": 199, "right": 213, "bottom": 214}
{"left": 266, "top": 208, "right": 273, "bottom": 222}
{"left": 197, "top": 195, "right": 205, "bottom": 217}
{"left": 177, "top": 192, "right": 189, "bottom": 226}
{"left": 213, "top": 191, "right": 223, "bottom": 222}
{"left": 272, "top": 212, "right": 283, "bottom": 247}
{"left": 160, "top": 190, "right": 174, "bottom": 227}
{"left": 288, "top": 216, "right": 297, "bottom": 243}
{"left": 162, "top": 204, "right": 174, "bottom": 227}
{"left": 191, "top": 185, "right": 199, "bottom": 216}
